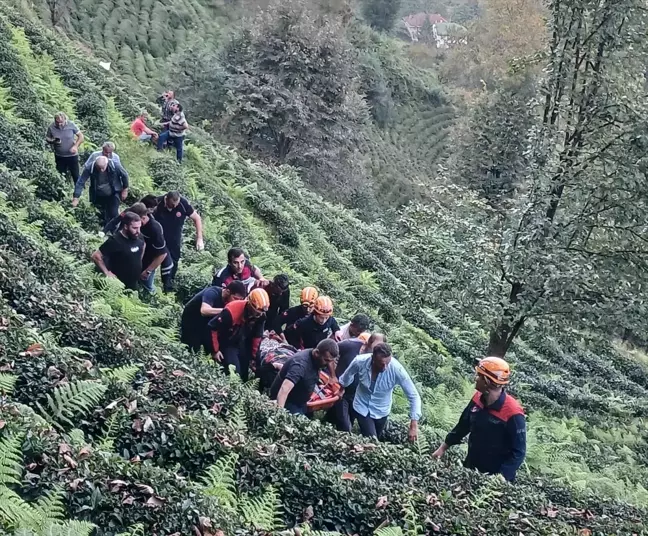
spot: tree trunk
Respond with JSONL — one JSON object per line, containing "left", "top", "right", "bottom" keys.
{"left": 487, "top": 316, "right": 526, "bottom": 357}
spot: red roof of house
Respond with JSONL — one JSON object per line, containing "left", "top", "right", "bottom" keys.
{"left": 403, "top": 12, "right": 448, "bottom": 28}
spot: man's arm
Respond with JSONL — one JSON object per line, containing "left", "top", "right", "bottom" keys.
{"left": 338, "top": 357, "right": 360, "bottom": 388}
{"left": 45, "top": 125, "right": 56, "bottom": 143}
{"left": 200, "top": 288, "right": 224, "bottom": 317}
{"left": 117, "top": 164, "right": 129, "bottom": 201}
{"left": 331, "top": 318, "right": 342, "bottom": 341}
{"left": 276, "top": 380, "right": 296, "bottom": 409}
{"left": 433, "top": 400, "right": 474, "bottom": 458}
{"left": 141, "top": 251, "right": 166, "bottom": 279}
{"left": 72, "top": 128, "right": 84, "bottom": 153}
{"left": 500, "top": 414, "right": 527, "bottom": 482}
{"left": 189, "top": 212, "right": 204, "bottom": 249}
{"left": 72, "top": 167, "right": 91, "bottom": 203}
{"left": 91, "top": 250, "right": 114, "bottom": 277}
{"left": 103, "top": 213, "right": 123, "bottom": 234}
{"left": 396, "top": 365, "right": 422, "bottom": 441}
{"left": 208, "top": 308, "right": 233, "bottom": 357}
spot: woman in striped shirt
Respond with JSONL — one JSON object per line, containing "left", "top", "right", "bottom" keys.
{"left": 157, "top": 102, "right": 189, "bottom": 162}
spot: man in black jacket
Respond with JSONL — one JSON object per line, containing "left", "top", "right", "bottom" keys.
{"left": 72, "top": 155, "right": 129, "bottom": 225}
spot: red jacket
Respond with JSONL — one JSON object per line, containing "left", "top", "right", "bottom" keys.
{"left": 208, "top": 300, "right": 265, "bottom": 356}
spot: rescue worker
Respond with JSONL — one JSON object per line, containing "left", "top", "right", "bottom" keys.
{"left": 45, "top": 112, "right": 84, "bottom": 184}
{"left": 84, "top": 141, "right": 123, "bottom": 169}
{"left": 327, "top": 332, "right": 385, "bottom": 432}
{"left": 261, "top": 274, "right": 290, "bottom": 332}
{"left": 72, "top": 155, "right": 129, "bottom": 225}
{"left": 103, "top": 202, "right": 167, "bottom": 293}
{"left": 91, "top": 212, "right": 144, "bottom": 290}
{"left": 432, "top": 357, "right": 526, "bottom": 483}
{"left": 180, "top": 281, "right": 247, "bottom": 354}
{"left": 338, "top": 313, "right": 371, "bottom": 340}
{"left": 212, "top": 247, "right": 265, "bottom": 290}
{"left": 209, "top": 288, "right": 269, "bottom": 381}
{"left": 270, "top": 339, "right": 339, "bottom": 416}
{"left": 273, "top": 286, "right": 319, "bottom": 347}
{"left": 149, "top": 191, "right": 204, "bottom": 291}
{"left": 292, "top": 296, "right": 342, "bottom": 349}
{"left": 339, "top": 343, "right": 421, "bottom": 441}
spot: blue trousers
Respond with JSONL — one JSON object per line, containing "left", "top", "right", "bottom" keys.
{"left": 157, "top": 131, "right": 184, "bottom": 162}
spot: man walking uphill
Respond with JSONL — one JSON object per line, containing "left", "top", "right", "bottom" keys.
{"left": 271, "top": 339, "right": 339, "bottom": 416}
{"left": 46, "top": 112, "right": 84, "bottom": 184}
{"left": 72, "top": 155, "right": 129, "bottom": 225}
{"left": 339, "top": 343, "right": 421, "bottom": 441}
{"left": 432, "top": 357, "right": 526, "bottom": 482}
{"left": 148, "top": 191, "right": 204, "bottom": 291}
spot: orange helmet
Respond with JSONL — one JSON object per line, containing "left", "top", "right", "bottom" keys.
{"left": 313, "top": 296, "right": 333, "bottom": 316}
{"left": 357, "top": 332, "right": 371, "bottom": 344}
{"left": 300, "top": 286, "right": 319, "bottom": 306}
{"left": 248, "top": 288, "right": 270, "bottom": 313}
{"left": 475, "top": 357, "right": 510, "bottom": 385}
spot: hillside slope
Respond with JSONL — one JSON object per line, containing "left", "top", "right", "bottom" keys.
{"left": 0, "top": 4, "right": 647, "bottom": 535}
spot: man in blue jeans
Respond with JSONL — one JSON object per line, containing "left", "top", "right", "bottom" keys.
{"left": 339, "top": 343, "right": 421, "bottom": 441}
{"left": 157, "top": 101, "right": 188, "bottom": 162}
{"left": 270, "top": 339, "right": 339, "bottom": 416}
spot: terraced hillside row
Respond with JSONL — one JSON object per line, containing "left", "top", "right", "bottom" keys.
{"left": 0, "top": 4, "right": 647, "bottom": 534}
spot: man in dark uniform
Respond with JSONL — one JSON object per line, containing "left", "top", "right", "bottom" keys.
{"left": 273, "top": 286, "right": 318, "bottom": 347}
{"left": 270, "top": 339, "right": 339, "bottom": 416}
{"left": 180, "top": 281, "right": 247, "bottom": 353}
{"left": 293, "top": 296, "right": 342, "bottom": 349}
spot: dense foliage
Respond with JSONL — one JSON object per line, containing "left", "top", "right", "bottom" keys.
{"left": 0, "top": 1, "right": 647, "bottom": 534}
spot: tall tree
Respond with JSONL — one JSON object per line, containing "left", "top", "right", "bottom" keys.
{"left": 361, "top": 0, "right": 402, "bottom": 32}
{"left": 400, "top": 0, "right": 648, "bottom": 357}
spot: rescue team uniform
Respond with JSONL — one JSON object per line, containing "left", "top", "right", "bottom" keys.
{"left": 293, "top": 314, "right": 340, "bottom": 350}
{"left": 339, "top": 353, "right": 421, "bottom": 438}
{"left": 269, "top": 349, "right": 320, "bottom": 415}
{"left": 180, "top": 286, "right": 225, "bottom": 353}
{"left": 326, "top": 338, "right": 364, "bottom": 431}
{"left": 212, "top": 259, "right": 258, "bottom": 289}
{"left": 265, "top": 288, "right": 290, "bottom": 335}
{"left": 445, "top": 390, "right": 526, "bottom": 482}
{"left": 98, "top": 232, "right": 145, "bottom": 290}
{"left": 154, "top": 195, "right": 194, "bottom": 282}
{"left": 273, "top": 305, "right": 309, "bottom": 347}
{"left": 103, "top": 212, "right": 172, "bottom": 292}
{"left": 209, "top": 300, "right": 264, "bottom": 382}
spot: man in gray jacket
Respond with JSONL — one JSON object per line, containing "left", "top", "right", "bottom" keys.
{"left": 72, "top": 156, "right": 129, "bottom": 225}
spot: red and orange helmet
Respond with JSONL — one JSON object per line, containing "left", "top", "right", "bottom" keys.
{"left": 248, "top": 288, "right": 270, "bottom": 313}
{"left": 300, "top": 286, "right": 319, "bottom": 306}
{"left": 475, "top": 357, "right": 510, "bottom": 385}
{"left": 313, "top": 296, "right": 333, "bottom": 316}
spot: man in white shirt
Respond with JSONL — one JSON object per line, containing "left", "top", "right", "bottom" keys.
{"left": 338, "top": 313, "right": 371, "bottom": 341}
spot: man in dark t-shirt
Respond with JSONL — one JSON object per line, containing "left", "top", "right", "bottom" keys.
{"left": 180, "top": 281, "right": 247, "bottom": 353}
{"left": 270, "top": 339, "right": 339, "bottom": 416}
{"left": 91, "top": 212, "right": 145, "bottom": 290}
{"left": 150, "top": 191, "right": 203, "bottom": 291}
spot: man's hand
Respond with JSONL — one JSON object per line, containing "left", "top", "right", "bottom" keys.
{"left": 106, "top": 271, "right": 116, "bottom": 278}
{"left": 71, "top": 198, "right": 79, "bottom": 207}
{"left": 432, "top": 443, "right": 448, "bottom": 459}
{"left": 334, "top": 331, "right": 343, "bottom": 342}
{"left": 140, "top": 270, "right": 151, "bottom": 280}
{"left": 70, "top": 146, "right": 78, "bottom": 155}
{"left": 196, "top": 238, "right": 204, "bottom": 251}
{"left": 213, "top": 351, "right": 224, "bottom": 363}
{"left": 121, "top": 188, "right": 129, "bottom": 201}
{"left": 408, "top": 420, "right": 418, "bottom": 442}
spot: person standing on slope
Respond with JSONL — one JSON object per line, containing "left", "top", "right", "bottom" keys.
{"left": 327, "top": 332, "right": 385, "bottom": 432}
{"left": 272, "top": 286, "right": 319, "bottom": 346}
{"left": 208, "top": 288, "right": 269, "bottom": 381}
{"left": 260, "top": 274, "right": 290, "bottom": 333}
{"left": 72, "top": 155, "right": 129, "bottom": 225}
{"left": 339, "top": 342, "right": 421, "bottom": 441}
{"left": 270, "top": 339, "right": 339, "bottom": 416}
{"left": 84, "top": 141, "right": 123, "bottom": 169}
{"left": 432, "top": 357, "right": 526, "bottom": 483}
{"left": 91, "top": 212, "right": 145, "bottom": 291}
{"left": 338, "top": 313, "right": 371, "bottom": 341}
{"left": 157, "top": 101, "right": 188, "bottom": 162}
{"left": 212, "top": 247, "right": 265, "bottom": 290}
{"left": 292, "top": 296, "right": 343, "bottom": 349}
{"left": 146, "top": 191, "right": 204, "bottom": 292}
{"left": 46, "top": 112, "right": 84, "bottom": 184}
{"left": 180, "top": 281, "right": 247, "bottom": 354}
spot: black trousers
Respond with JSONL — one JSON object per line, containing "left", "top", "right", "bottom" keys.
{"left": 167, "top": 242, "right": 181, "bottom": 281}
{"left": 222, "top": 345, "right": 250, "bottom": 382}
{"left": 55, "top": 155, "right": 80, "bottom": 184}
{"left": 356, "top": 412, "right": 388, "bottom": 438}
{"left": 160, "top": 252, "right": 174, "bottom": 291}
{"left": 326, "top": 397, "right": 357, "bottom": 432}
{"left": 94, "top": 194, "right": 121, "bottom": 226}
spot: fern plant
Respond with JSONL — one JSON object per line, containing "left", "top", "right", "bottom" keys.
{"left": 0, "top": 372, "right": 16, "bottom": 395}
{"left": 101, "top": 364, "right": 141, "bottom": 386}
{"left": 199, "top": 454, "right": 239, "bottom": 512}
{"left": 36, "top": 380, "right": 107, "bottom": 427}
{"left": 239, "top": 486, "right": 283, "bottom": 532}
